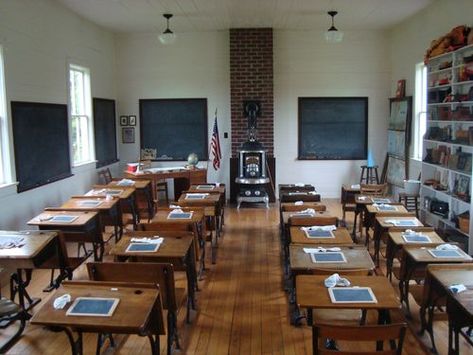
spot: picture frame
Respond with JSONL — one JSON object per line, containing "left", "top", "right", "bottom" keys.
{"left": 388, "top": 97, "right": 412, "bottom": 132}
{"left": 128, "top": 115, "right": 136, "bottom": 126}
{"left": 122, "top": 127, "right": 135, "bottom": 144}
{"left": 396, "top": 79, "right": 406, "bottom": 98}
{"left": 120, "top": 115, "right": 128, "bottom": 126}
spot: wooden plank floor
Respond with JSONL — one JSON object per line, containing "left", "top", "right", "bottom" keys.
{"left": 1, "top": 199, "right": 472, "bottom": 354}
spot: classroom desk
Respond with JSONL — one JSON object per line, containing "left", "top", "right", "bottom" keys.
{"left": 85, "top": 186, "right": 137, "bottom": 232}
{"left": 0, "top": 230, "right": 60, "bottom": 317}
{"left": 399, "top": 246, "right": 472, "bottom": 316}
{"left": 125, "top": 167, "right": 207, "bottom": 201}
{"left": 58, "top": 197, "right": 122, "bottom": 241}
{"left": 186, "top": 185, "right": 226, "bottom": 229}
{"left": 289, "top": 227, "right": 353, "bottom": 245}
{"left": 372, "top": 215, "right": 421, "bottom": 266}
{"left": 278, "top": 184, "right": 315, "bottom": 196}
{"left": 30, "top": 281, "right": 165, "bottom": 355}
{"left": 420, "top": 264, "right": 473, "bottom": 353}
{"left": 279, "top": 191, "right": 321, "bottom": 203}
{"left": 28, "top": 211, "right": 104, "bottom": 261}
{"left": 106, "top": 179, "right": 156, "bottom": 223}
{"left": 385, "top": 230, "right": 444, "bottom": 280}
{"left": 281, "top": 211, "right": 335, "bottom": 227}
{"left": 351, "top": 195, "right": 394, "bottom": 240}
{"left": 296, "top": 275, "right": 400, "bottom": 326}
{"left": 110, "top": 231, "right": 197, "bottom": 323}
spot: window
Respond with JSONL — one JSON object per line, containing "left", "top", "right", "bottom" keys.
{"left": 0, "top": 45, "right": 11, "bottom": 185}
{"left": 69, "top": 64, "right": 94, "bottom": 165}
{"left": 413, "top": 62, "right": 427, "bottom": 160}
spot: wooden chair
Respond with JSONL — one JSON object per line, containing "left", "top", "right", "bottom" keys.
{"left": 360, "top": 183, "right": 387, "bottom": 197}
{"left": 312, "top": 322, "right": 407, "bottom": 355}
{"left": 141, "top": 160, "right": 169, "bottom": 205}
{"left": 87, "top": 262, "right": 183, "bottom": 355}
{"left": 98, "top": 168, "right": 113, "bottom": 185}
{"left": 340, "top": 186, "right": 356, "bottom": 223}
{"left": 0, "top": 278, "right": 26, "bottom": 353}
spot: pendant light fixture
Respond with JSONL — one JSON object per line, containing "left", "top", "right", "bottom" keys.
{"left": 325, "top": 11, "right": 343, "bottom": 43}
{"left": 159, "top": 14, "right": 176, "bottom": 45}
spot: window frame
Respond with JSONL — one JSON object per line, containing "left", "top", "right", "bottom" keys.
{"left": 67, "top": 63, "right": 95, "bottom": 166}
{"left": 0, "top": 45, "right": 13, "bottom": 186}
{"left": 412, "top": 62, "right": 428, "bottom": 161}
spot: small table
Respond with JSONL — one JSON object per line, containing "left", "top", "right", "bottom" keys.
{"left": 385, "top": 230, "right": 444, "bottom": 280}
{"left": 28, "top": 211, "right": 104, "bottom": 261}
{"left": 30, "top": 281, "right": 165, "bottom": 355}
{"left": 296, "top": 275, "right": 400, "bottom": 325}
{"left": 372, "top": 215, "right": 422, "bottom": 266}
{"left": 110, "top": 231, "right": 197, "bottom": 322}
{"left": 0, "top": 230, "right": 60, "bottom": 318}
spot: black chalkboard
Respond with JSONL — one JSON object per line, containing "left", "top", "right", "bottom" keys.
{"left": 139, "top": 99, "right": 208, "bottom": 161}
{"left": 298, "top": 97, "right": 368, "bottom": 160}
{"left": 93, "top": 98, "right": 118, "bottom": 168}
{"left": 11, "top": 101, "right": 72, "bottom": 192}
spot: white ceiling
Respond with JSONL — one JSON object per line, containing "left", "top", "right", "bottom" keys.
{"left": 56, "top": 0, "right": 432, "bottom": 34}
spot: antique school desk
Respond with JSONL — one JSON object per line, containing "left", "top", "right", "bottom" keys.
{"left": 351, "top": 195, "right": 394, "bottom": 240}
{"left": 107, "top": 179, "right": 154, "bottom": 222}
{"left": 30, "top": 281, "right": 165, "bottom": 355}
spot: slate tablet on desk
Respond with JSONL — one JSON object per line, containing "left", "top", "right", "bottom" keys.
{"left": 167, "top": 212, "right": 193, "bottom": 220}
{"left": 390, "top": 220, "right": 417, "bottom": 227}
{"left": 402, "top": 234, "right": 431, "bottom": 243}
{"left": 66, "top": 297, "right": 120, "bottom": 317}
{"left": 304, "top": 229, "right": 334, "bottom": 238}
{"left": 291, "top": 213, "right": 314, "bottom": 218}
{"left": 105, "top": 189, "right": 122, "bottom": 196}
{"left": 126, "top": 243, "right": 160, "bottom": 253}
{"left": 428, "top": 249, "right": 464, "bottom": 259}
{"left": 78, "top": 200, "right": 103, "bottom": 208}
{"left": 376, "top": 205, "right": 397, "bottom": 211}
{"left": 372, "top": 198, "right": 391, "bottom": 204}
{"left": 50, "top": 215, "right": 78, "bottom": 223}
{"left": 329, "top": 287, "right": 377, "bottom": 303}
{"left": 310, "top": 252, "right": 346, "bottom": 263}
{"left": 196, "top": 185, "right": 215, "bottom": 190}
{"left": 185, "top": 194, "right": 207, "bottom": 200}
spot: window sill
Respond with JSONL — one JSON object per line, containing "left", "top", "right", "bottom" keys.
{"left": 0, "top": 182, "right": 18, "bottom": 199}
{"left": 72, "top": 160, "right": 98, "bottom": 174}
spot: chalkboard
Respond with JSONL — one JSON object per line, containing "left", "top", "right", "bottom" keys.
{"left": 298, "top": 97, "right": 368, "bottom": 160}
{"left": 11, "top": 101, "right": 72, "bottom": 192}
{"left": 139, "top": 98, "right": 208, "bottom": 161}
{"left": 93, "top": 98, "right": 118, "bottom": 168}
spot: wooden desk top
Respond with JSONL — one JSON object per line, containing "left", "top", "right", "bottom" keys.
{"left": 0, "top": 230, "right": 57, "bottom": 260}
{"left": 187, "top": 185, "right": 225, "bottom": 194}
{"left": 366, "top": 204, "right": 408, "bottom": 214}
{"left": 428, "top": 264, "right": 473, "bottom": 287}
{"left": 125, "top": 167, "right": 206, "bottom": 180}
{"left": 388, "top": 231, "right": 444, "bottom": 246}
{"left": 282, "top": 211, "right": 334, "bottom": 225}
{"left": 290, "top": 227, "right": 353, "bottom": 245}
{"left": 28, "top": 211, "right": 98, "bottom": 227}
{"left": 84, "top": 187, "right": 134, "bottom": 199}
{"left": 296, "top": 275, "right": 400, "bottom": 310}
{"left": 341, "top": 184, "right": 361, "bottom": 193}
{"left": 110, "top": 233, "right": 194, "bottom": 259}
{"left": 59, "top": 197, "right": 118, "bottom": 211}
{"left": 289, "top": 245, "right": 374, "bottom": 271}
{"left": 375, "top": 216, "right": 423, "bottom": 228}
{"left": 281, "top": 191, "right": 319, "bottom": 197}
{"left": 178, "top": 193, "right": 220, "bottom": 204}
{"left": 31, "top": 281, "right": 162, "bottom": 334}
{"left": 151, "top": 209, "right": 204, "bottom": 224}
{"left": 280, "top": 202, "right": 323, "bottom": 210}
{"left": 108, "top": 180, "right": 150, "bottom": 189}
{"left": 404, "top": 246, "right": 473, "bottom": 263}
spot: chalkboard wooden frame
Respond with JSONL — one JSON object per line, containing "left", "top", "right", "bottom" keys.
{"left": 11, "top": 101, "right": 72, "bottom": 192}
{"left": 139, "top": 98, "right": 208, "bottom": 161}
{"left": 298, "top": 97, "right": 368, "bottom": 160}
{"left": 93, "top": 98, "right": 118, "bottom": 168}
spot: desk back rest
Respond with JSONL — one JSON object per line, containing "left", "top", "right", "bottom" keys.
{"left": 281, "top": 204, "right": 326, "bottom": 212}
{"left": 289, "top": 216, "right": 338, "bottom": 227}
{"left": 310, "top": 268, "right": 371, "bottom": 276}
{"left": 360, "top": 183, "right": 388, "bottom": 197}
{"left": 377, "top": 211, "right": 416, "bottom": 218}
{"left": 280, "top": 194, "right": 321, "bottom": 203}
{"left": 86, "top": 262, "right": 177, "bottom": 313}
{"left": 388, "top": 226, "right": 436, "bottom": 234}
{"left": 138, "top": 222, "right": 193, "bottom": 232}
{"left": 279, "top": 185, "right": 315, "bottom": 194}
{"left": 313, "top": 322, "right": 406, "bottom": 355}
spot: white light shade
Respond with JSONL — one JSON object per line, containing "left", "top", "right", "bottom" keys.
{"left": 159, "top": 31, "right": 176, "bottom": 45}
{"left": 325, "top": 29, "right": 344, "bottom": 43}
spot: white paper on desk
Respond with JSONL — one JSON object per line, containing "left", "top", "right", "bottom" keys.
{"left": 308, "top": 191, "right": 317, "bottom": 195}
{"left": 435, "top": 243, "right": 458, "bottom": 250}
{"left": 449, "top": 284, "right": 467, "bottom": 294}
{"left": 294, "top": 201, "right": 304, "bottom": 206}
{"left": 351, "top": 184, "right": 361, "bottom": 189}
{"left": 293, "top": 208, "right": 316, "bottom": 216}
{"left": 0, "top": 236, "right": 25, "bottom": 249}
{"left": 116, "top": 179, "right": 135, "bottom": 186}
{"left": 324, "top": 273, "right": 351, "bottom": 288}
{"left": 130, "top": 237, "right": 164, "bottom": 244}
{"left": 294, "top": 183, "right": 305, "bottom": 187}
{"left": 169, "top": 204, "right": 181, "bottom": 209}
{"left": 303, "top": 247, "right": 341, "bottom": 253}
{"left": 301, "top": 225, "right": 337, "bottom": 232}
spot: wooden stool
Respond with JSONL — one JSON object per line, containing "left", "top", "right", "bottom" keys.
{"left": 156, "top": 181, "right": 169, "bottom": 205}
{"left": 398, "top": 192, "right": 420, "bottom": 217}
{"left": 360, "top": 165, "right": 379, "bottom": 184}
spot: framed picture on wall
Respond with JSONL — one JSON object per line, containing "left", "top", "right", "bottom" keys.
{"left": 128, "top": 115, "right": 136, "bottom": 126}
{"left": 122, "top": 127, "right": 135, "bottom": 144}
{"left": 120, "top": 115, "right": 128, "bottom": 126}
{"left": 388, "top": 97, "right": 412, "bottom": 132}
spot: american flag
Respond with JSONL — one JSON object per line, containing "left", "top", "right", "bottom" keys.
{"left": 210, "top": 110, "right": 222, "bottom": 170}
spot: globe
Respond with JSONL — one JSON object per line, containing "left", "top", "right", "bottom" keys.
{"left": 187, "top": 153, "right": 199, "bottom": 167}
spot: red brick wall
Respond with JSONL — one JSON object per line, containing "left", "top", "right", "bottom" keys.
{"left": 230, "top": 28, "right": 274, "bottom": 156}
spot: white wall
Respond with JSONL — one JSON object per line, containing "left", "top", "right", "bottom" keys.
{"left": 0, "top": 0, "right": 117, "bottom": 229}
{"left": 114, "top": 31, "right": 231, "bottom": 192}
{"left": 390, "top": 0, "right": 473, "bottom": 182}
{"left": 274, "top": 30, "right": 391, "bottom": 197}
